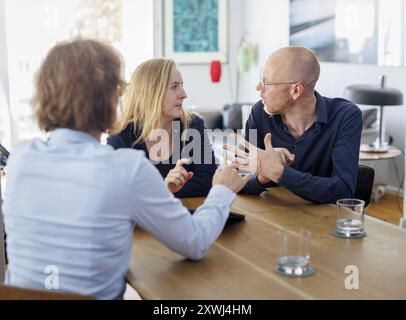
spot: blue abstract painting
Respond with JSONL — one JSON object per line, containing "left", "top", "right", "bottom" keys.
{"left": 173, "top": 0, "right": 219, "bottom": 53}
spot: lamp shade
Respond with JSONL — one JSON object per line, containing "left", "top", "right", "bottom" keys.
{"left": 210, "top": 60, "right": 222, "bottom": 83}
{"left": 344, "top": 79, "right": 403, "bottom": 153}
{"left": 238, "top": 42, "right": 254, "bottom": 72}
{"left": 343, "top": 85, "right": 403, "bottom": 106}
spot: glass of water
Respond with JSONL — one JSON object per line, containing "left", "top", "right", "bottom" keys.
{"left": 333, "top": 199, "right": 366, "bottom": 239}
{"left": 222, "top": 149, "right": 255, "bottom": 177}
{"left": 237, "top": 168, "right": 256, "bottom": 177}
{"left": 275, "top": 229, "right": 315, "bottom": 277}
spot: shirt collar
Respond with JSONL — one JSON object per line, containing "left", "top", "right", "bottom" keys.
{"left": 314, "top": 91, "right": 328, "bottom": 124}
{"left": 48, "top": 129, "right": 100, "bottom": 144}
{"left": 268, "top": 91, "right": 328, "bottom": 125}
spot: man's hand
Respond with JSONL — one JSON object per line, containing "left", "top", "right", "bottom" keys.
{"left": 275, "top": 148, "right": 295, "bottom": 166}
{"left": 223, "top": 133, "right": 294, "bottom": 184}
{"left": 165, "top": 158, "right": 194, "bottom": 194}
{"left": 257, "top": 146, "right": 295, "bottom": 184}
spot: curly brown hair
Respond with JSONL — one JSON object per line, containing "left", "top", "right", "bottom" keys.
{"left": 32, "top": 39, "right": 124, "bottom": 133}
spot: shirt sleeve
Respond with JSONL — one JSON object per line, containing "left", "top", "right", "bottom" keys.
{"left": 278, "top": 107, "right": 362, "bottom": 204}
{"left": 175, "top": 116, "right": 217, "bottom": 198}
{"left": 240, "top": 176, "right": 279, "bottom": 195}
{"left": 130, "top": 155, "right": 235, "bottom": 260}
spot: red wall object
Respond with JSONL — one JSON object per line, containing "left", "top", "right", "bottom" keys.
{"left": 210, "top": 60, "right": 222, "bottom": 83}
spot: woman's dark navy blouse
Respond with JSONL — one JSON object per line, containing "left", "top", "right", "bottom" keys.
{"left": 107, "top": 116, "right": 217, "bottom": 198}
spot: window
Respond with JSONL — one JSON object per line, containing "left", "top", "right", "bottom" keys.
{"left": 4, "top": 0, "right": 153, "bottom": 143}
{"left": 290, "top": 0, "right": 406, "bottom": 66}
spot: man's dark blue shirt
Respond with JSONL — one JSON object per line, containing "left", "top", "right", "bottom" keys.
{"left": 243, "top": 91, "right": 362, "bottom": 204}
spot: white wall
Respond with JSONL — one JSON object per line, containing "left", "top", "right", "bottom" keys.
{"left": 240, "top": 0, "right": 290, "bottom": 103}
{"left": 121, "top": 0, "right": 154, "bottom": 80}
{"left": 0, "top": 0, "right": 9, "bottom": 99}
{"left": 154, "top": 0, "right": 246, "bottom": 111}
{"left": 240, "top": 0, "right": 405, "bottom": 193}
{"left": 0, "top": 0, "right": 12, "bottom": 149}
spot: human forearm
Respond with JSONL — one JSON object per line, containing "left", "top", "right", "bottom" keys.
{"left": 134, "top": 160, "right": 235, "bottom": 260}
{"left": 279, "top": 167, "right": 353, "bottom": 204}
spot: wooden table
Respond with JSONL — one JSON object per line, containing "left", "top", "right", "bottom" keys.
{"left": 0, "top": 285, "right": 94, "bottom": 300}
{"left": 127, "top": 188, "right": 406, "bottom": 299}
{"left": 359, "top": 146, "right": 402, "bottom": 161}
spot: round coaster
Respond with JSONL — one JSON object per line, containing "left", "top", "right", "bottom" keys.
{"left": 331, "top": 229, "right": 367, "bottom": 239}
{"left": 274, "top": 266, "right": 316, "bottom": 278}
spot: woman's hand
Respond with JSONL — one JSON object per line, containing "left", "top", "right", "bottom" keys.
{"left": 165, "top": 158, "right": 194, "bottom": 194}
{"left": 212, "top": 165, "right": 251, "bottom": 193}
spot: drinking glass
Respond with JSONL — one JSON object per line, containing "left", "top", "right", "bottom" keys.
{"left": 275, "top": 229, "right": 315, "bottom": 277}
{"left": 333, "top": 199, "right": 366, "bottom": 239}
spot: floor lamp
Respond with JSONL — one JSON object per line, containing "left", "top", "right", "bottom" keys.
{"left": 343, "top": 76, "right": 403, "bottom": 153}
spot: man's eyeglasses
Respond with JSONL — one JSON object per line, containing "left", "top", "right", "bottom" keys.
{"left": 259, "top": 76, "right": 298, "bottom": 87}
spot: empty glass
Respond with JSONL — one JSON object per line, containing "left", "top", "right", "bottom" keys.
{"left": 333, "top": 199, "right": 367, "bottom": 239}
{"left": 222, "top": 149, "right": 255, "bottom": 177}
{"left": 275, "top": 229, "right": 315, "bottom": 277}
{"left": 237, "top": 168, "right": 256, "bottom": 177}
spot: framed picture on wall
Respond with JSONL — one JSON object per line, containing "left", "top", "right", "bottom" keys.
{"left": 289, "top": 0, "right": 406, "bottom": 66}
{"left": 164, "top": 0, "right": 228, "bottom": 64}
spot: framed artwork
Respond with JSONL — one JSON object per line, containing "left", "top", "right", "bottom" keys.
{"left": 164, "top": 0, "right": 228, "bottom": 64}
{"left": 289, "top": 0, "right": 406, "bottom": 66}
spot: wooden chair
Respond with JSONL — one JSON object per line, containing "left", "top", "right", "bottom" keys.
{"left": 0, "top": 179, "right": 5, "bottom": 284}
{"left": 0, "top": 284, "right": 94, "bottom": 300}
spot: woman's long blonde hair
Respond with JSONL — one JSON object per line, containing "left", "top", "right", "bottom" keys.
{"left": 114, "top": 58, "right": 194, "bottom": 144}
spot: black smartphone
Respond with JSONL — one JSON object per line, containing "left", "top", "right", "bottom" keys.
{"left": 0, "top": 144, "right": 10, "bottom": 157}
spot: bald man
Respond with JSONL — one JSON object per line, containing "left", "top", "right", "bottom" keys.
{"left": 231, "top": 47, "right": 362, "bottom": 204}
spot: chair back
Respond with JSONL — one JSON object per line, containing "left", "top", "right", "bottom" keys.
{"left": 354, "top": 164, "right": 375, "bottom": 207}
{"left": 0, "top": 284, "right": 94, "bottom": 300}
{"left": 0, "top": 180, "right": 5, "bottom": 284}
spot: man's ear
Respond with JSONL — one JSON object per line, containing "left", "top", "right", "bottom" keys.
{"left": 291, "top": 83, "right": 304, "bottom": 100}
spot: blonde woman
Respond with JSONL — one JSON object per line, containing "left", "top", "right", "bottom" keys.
{"left": 108, "top": 58, "right": 217, "bottom": 198}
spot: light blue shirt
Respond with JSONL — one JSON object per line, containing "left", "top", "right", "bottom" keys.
{"left": 3, "top": 129, "right": 236, "bottom": 299}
